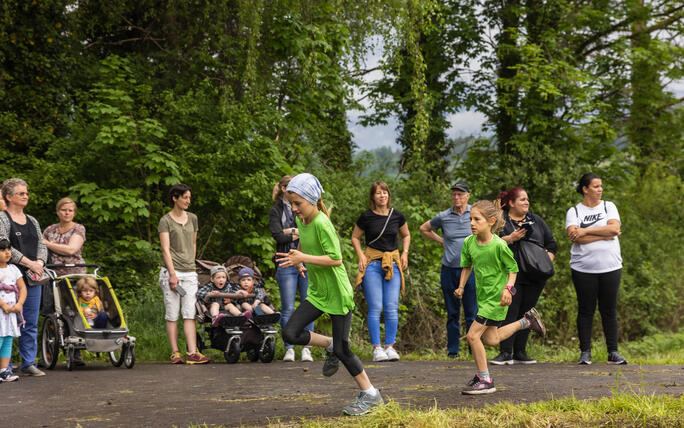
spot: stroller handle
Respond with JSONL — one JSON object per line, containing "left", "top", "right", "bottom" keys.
{"left": 45, "top": 264, "right": 102, "bottom": 279}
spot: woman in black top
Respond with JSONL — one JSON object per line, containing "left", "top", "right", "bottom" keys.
{"left": 351, "top": 181, "right": 410, "bottom": 362}
{"left": 268, "top": 175, "right": 313, "bottom": 362}
{"left": 0, "top": 178, "right": 47, "bottom": 376}
{"left": 491, "top": 187, "right": 557, "bottom": 365}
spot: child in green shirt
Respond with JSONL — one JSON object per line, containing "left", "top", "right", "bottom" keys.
{"left": 276, "top": 173, "right": 383, "bottom": 416}
{"left": 455, "top": 200, "right": 546, "bottom": 395}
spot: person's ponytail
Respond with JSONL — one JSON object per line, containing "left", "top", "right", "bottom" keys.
{"left": 317, "top": 198, "right": 331, "bottom": 218}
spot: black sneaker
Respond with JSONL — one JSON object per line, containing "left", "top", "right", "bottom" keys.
{"left": 607, "top": 351, "right": 627, "bottom": 365}
{"left": 513, "top": 351, "right": 536, "bottom": 364}
{"left": 524, "top": 308, "right": 546, "bottom": 337}
{"left": 322, "top": 350, "right": 340, "bottom": 377}
{"left": 462, "top": 375, "right": 496, "bottom": 395}
{"left": 577, "top": 350, "right": 592, "bottom": 365}
{"left": 490, "top": 352, "right": 514, "bottom": 365}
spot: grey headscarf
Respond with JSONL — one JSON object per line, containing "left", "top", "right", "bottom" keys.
{"left": 286, "top": 173, "right": 324, "bottom": 205}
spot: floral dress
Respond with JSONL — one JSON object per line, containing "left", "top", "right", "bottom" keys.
{"left": 43, "top": 223, "right": 87, "bottom": 275}
{"left": 0, "top": 264, "right": 23, "bottom": 337}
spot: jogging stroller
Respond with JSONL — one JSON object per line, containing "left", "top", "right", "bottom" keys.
{"left": 195, "top": 256, "right": 280, "bottom": 363}
{"left": 39, "top": 264, "right": 136, "bottom": 370}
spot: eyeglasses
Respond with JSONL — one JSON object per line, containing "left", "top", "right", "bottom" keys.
{"left": 14, "top": 192, "right": 29, "bottom": 197}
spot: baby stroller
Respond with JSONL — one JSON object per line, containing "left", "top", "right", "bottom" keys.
{"left": 195, "top": 256, "right": 280, "bottom": 364}
{"left": 39, "top": 264, "right": 136, "bottom": 370}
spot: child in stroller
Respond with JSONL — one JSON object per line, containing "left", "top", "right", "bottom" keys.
{"left": 195, "top": 256, "right": 281, "bottom": 363}
{"left": 197, "top": 265, "right": 251, "bottom": 327}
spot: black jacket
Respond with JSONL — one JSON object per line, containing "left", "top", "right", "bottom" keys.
{"left": 269, "top": 199, "right": 297, "bottom": 255}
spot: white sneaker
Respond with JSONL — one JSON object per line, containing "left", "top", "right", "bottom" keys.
{"left": 301, "top": 347, "right": 313, "bottom": 362}
{"left": 385, "top": 346, "right": 400, "bottom": 361}
{"left": 372, "top": 347, "right": 389, "bottom": 362}
{"left": 283, "top": 348, "right": 295, "bottom": 362}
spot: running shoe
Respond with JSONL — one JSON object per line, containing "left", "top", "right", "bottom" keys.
{"left": 211, "top": 313, "right": 227, "bottom": 328}
{"left": 186, "top": 351, "right": 210, "bottom": 364}
{"left": 21, "top": 365, "right": 45, "bottom": 376}
{"left": 462, "top": 374, "right": 496, "bottom": 395}
{"left": 342, "top": 391, "right": 384, "bottom": 416}
{"left": 170, "top": 351, "right": 184, "bottom": 364}
{"left": 384, "top": 346, "right": 400, "bottom": 361}
{"left": 301, "top": 347, "right": 313, "bottom": 362}
{"left": 322, "top": 349, "right": 340, "bottom": 377}
{"left": 577, "top": 350, "right": 592, "bottom": 365}
{"left": 513, "top": 351, "right": 537, "bottom": 364}
{"left": 490, "top": 351, "right": 514, "bottom": 365}
{"left": 283, "top": 348, "right": 295, "bottom": 362}
{"left": 0, "top": 369, "right": 19, "bottom": 382}
{"left": 524, "top": 308, "right": 546, "bottom": 337}
{"left": 607, "top": 351, "right": 627, "bottom": 365}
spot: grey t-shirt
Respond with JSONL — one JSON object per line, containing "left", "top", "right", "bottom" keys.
{"left": 158, "top": 212, "right": 198, "bottom": 272}
{"left": 429, "top": 205, "right": 472, "bottom": 268}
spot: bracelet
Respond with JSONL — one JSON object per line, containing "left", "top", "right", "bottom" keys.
{"left": 402, "top": 250, "right": 409, "bottom": 254}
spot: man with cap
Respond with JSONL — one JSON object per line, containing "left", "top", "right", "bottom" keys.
{"left": 419, "top": 182, "right": 477, "bottom": 357}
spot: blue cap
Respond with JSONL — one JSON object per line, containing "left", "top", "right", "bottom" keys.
{"left": 238, "top": 267, "right": 254, "bottom": 279}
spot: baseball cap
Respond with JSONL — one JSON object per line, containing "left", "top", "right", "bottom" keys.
{"left": 238, "top": 267, "right": 255, "bottom": 279}
{"left": 210, "top": 265, "right": 227, "bottom": 278}
{"left": 450, "top": 182, "right": 469, "bottom": 192}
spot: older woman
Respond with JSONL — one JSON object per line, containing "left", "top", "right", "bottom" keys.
{"left": 566, "top": 173, "right": 626, "bottom": 365}
{"left": 490, "top": 187, "right": 557, "bottom": 365}
{"left": 0, "top": 178, "right": 47, "bottom": 376}
{"left": 269, "top": 175, "right": 314, "bottom": 362}
{"left": 43, "top": 197, "right": 87, "bottom": 276}
{"left": 159, "top": 183, "right": 209, "bottom": 364}
{"left": 352, "top": 181, "right": 409, "bottom": 362}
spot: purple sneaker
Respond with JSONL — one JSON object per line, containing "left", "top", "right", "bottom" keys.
{"left": 211, "top": 313, "right": 227, "bottom": 327}
{"left": 462, "top": 375, "right": 496, "bottom": 395}
{"left": 524, "top": 307, "right": 546, "bottom": 337}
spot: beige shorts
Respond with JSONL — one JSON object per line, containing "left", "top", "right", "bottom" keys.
{"left": 159, "top": 267, "right": 198, "bottom": 321}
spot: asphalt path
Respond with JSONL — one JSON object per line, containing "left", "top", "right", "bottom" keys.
{"left": 3, "top": 359, "right": 682, "bottom": 427}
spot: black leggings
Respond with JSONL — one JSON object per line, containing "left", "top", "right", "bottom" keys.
{"left": 572, "top": 268, "right": 621, "bottom": 353}
{"left": 282, "top": 300, "right": 364, "bottom": 377}
{"left": 499, "top": 281, "right": 545, "bottom": 354}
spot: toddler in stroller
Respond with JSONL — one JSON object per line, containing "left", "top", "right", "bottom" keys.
{"left": 195, "top": 256, "right": 281, "bottom": 363}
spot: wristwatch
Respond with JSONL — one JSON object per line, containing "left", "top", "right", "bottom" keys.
{"left": 505, "top": 285, "right": 517, "bottom": 296}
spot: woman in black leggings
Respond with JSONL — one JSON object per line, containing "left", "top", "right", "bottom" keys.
{"left": 565, "top": 173, "right": 626, "bottom": 365}
{"left": 276, "top": 173, "right": 383, "bottom": 416}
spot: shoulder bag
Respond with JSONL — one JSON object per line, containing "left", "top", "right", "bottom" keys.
{"left": 517, "top": 238, "right": 554, "bottom": 281}
{"left": 367, "top": 208, "right": 394, "bottom": 247}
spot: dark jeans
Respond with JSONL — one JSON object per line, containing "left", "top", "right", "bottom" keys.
{"left": 440, "top": 265, "right": 477, "bottom": 355}
{"left": 499, "top": 281, "right": 544, "bottom": 354}
{"left": 572, "top": 268, "right": 621, "bottom": 353}
{"left": 282, "top": 300, "right": 363, "bottom": 377}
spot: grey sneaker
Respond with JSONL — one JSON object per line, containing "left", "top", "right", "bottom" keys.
{"left": 607, "top": 351, "right": 627, "bottom": 365}
{"left": 22, "top": 365, "right": 46, "bottom": 376}
{"left": 322, "top": 350, "right": 340, "bottom": 377}
{"left": 578, "top": 350, "right": 592, "bottom": 365}
{"left": 524, "top": 308, "right": 546, "bottom": 337}
{"left": 342, "top": 391, "right": 384, "bottom": 416}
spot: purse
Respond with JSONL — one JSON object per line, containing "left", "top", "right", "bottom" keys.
{"left": 516, "top": 239, "right": 554, "bottom": 281}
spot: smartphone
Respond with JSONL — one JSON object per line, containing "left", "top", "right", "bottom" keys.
{"left": 520, "top": 221, "right": 535, "bottom": 231}
{"left": 175, "top": 285, "right": 186, "bottom": 297}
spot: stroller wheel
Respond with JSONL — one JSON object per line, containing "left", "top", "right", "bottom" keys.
{"left": 123, "top": 345, "right": 135, "bottom": 369}
{"left": 246, "top": 346, "right": 259, "bottom": 362}
{"left": 196, "top": 332, "right": 206, "bottom": 352}
{"left": 259, "top": 336, "right": 276, "bottom": 363}
{"left": 41, "top": 316, "right": 60, "bottom": 370}
{"left": 66, "top": 345, "right": 75, "bottom": 371}
{"left": 109, "top": 347, "right": 125, "bottom": 367}
{"left": 224, "top": 340, "right": 241, "bottom": 364}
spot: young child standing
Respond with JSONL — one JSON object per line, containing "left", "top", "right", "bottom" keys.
{"left": 455, "top": 200, "right": 546, "bottom": 395}
{"left": 76, "top": 276, "right": 108, "bottom": 328}
{"left": 0, "top": 238, "right": 26, "bottom": 382}
{"left": 276, "top": 173, "right": 383, "bottom": 416}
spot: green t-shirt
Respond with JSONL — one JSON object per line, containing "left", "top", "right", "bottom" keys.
{"left": 296, "top": 212, "right": 355, "bottom": 315}
{"left": 461, "top": 234, "right": 518, "bottom": 321}
{"left": 158, "top": 212, "right": 198, "bottom": 272}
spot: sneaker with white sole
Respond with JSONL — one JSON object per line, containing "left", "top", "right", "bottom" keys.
{"left": 607, "top": 351, "right": 627, "bottom": 365}
{"left": 283, "top": 348, "right": 295, "bottom": 362}
{"left": 461, "top": 374, "right": 496, "bottom": 395}
{"left": 490, "top": 351, "right": 514, "bottom": 365}
{"left": 577, "top": 350, "right": 592, "bottom": 365}
{"left": 0, "top": 369, "right": 19, "bottom": 382}
{"left": 524, "top": 307, "right": 546, "bottom": 337}
{"left": 372, "top": 347, "right": 388, "bottom": 362}
{"left": 384, "top": 346, "right": 400, "bottom": 361}
{"left": 342, "top": 391, "right": 384, "bottom": 416}
{"left": 513, "top": 351, "right": 537, "bottom": 364}
{"left": 301, "top": 347, "right": 313, "bottom": 362}
{"left": 21, "top": 365, "right": 45, "bottom": 377}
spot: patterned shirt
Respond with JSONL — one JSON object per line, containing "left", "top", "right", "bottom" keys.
{"left": 43, "top": 223, "right": 86, "bottom": 275}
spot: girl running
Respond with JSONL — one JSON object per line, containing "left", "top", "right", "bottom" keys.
{"left": 455, "top": 200, "right": 546, "bottom": 394}
{"left": 276, "top": 173, "right": 383, "bottom": 416}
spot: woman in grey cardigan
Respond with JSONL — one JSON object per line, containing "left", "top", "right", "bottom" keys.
{"left": 0, "top": 178, "right": 47, "bottom": 376}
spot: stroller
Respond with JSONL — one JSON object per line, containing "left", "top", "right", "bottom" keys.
{"left": 195, "top": 256, "right": 280, "bottom": 364}
{"left": 39, "top": 264, "right": 136, "bottom": 370}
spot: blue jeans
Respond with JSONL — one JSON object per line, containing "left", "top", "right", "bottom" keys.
{"left": 441, "top": 265, "right": 477, "bottom": 355}
{"left": 362, "top": 260, "right": 401, "bottom": 347}
{"left": 276, "top": 265, "right": 313, "bottom": 349}
{"left": 19, "top": 284, "right": 41, "bottom": 371}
